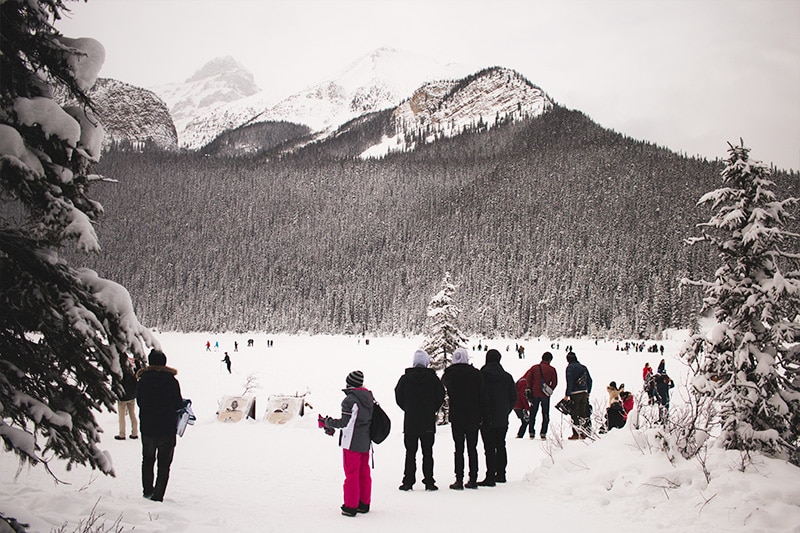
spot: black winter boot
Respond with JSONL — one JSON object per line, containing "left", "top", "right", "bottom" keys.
{"left": 341, "top": 505, "right": 357, "bottom": 517}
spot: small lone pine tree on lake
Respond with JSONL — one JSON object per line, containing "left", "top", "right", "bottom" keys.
{"left": 421, "top": 272, "right": 469, "bottom": 373}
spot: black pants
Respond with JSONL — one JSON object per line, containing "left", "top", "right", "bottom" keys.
{"left": 479, "top": 425, "right": 509, "bottom": 481}
{"left": 513, "top": 408, "right": 529, "bottom": 438}
{"left": 529, "top": 396, "right": 551, "bottom": 437}
{"left": 450, "top": 424, "right": 479, "bottom": 482}
{"left": 569, "top": 391, "right": 591, "bottom": 435}
{"left": 402, "top": 432, "right": 435, "bottom": 485}
{"left": 142, "top": 434, "right": 176, "bottom": 500}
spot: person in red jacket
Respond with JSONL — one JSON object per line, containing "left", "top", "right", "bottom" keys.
{"left": 523, "top": 352, "right": 558, "bottom": 440}
{"left": 513, "top": 375, "right": 530, "bottom": 438}
{"left": 620, "top": 390, "right": 634, "bottom": 416}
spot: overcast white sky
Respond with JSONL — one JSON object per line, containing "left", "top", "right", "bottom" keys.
{"left": 56, "top": 0, "right": 800, "bottom": 171}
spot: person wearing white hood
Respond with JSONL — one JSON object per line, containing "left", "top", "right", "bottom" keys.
{"left": 441, "top": 347, "right": 487, "bottom": 490}
{"left": 395, "top": 349, "right": 446, "bottom": 491}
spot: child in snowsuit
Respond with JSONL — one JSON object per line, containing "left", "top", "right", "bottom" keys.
{"left": 321, "top": 370, "right": 375, "bottom": 517}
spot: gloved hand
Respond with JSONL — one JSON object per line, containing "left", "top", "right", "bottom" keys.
{"left": 318, "top": 414, "right": 335, "bottom": 436}
{"left": 524, "top": 388, "right": 533, "bottom": 402}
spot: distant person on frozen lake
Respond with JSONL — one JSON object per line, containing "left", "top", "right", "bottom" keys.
{"left": 221, "top": 352, "right": 231, "bottom": 374}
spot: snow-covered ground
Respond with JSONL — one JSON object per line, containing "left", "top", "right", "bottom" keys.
{"left": 2, "top": 333, "right": 799, "bottom": 532}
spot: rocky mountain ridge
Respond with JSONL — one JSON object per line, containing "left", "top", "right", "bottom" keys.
{"left": 361, "top": 67, "right": 554, "bottom": 158}
{"left": 86, "top": 78, "right": 177, "bottom": 151}
{"left": 152, "top": 48, "right": 476, "bottom": 150}
{"left": 87, "top": 50, "right": 551, "bottom": 157}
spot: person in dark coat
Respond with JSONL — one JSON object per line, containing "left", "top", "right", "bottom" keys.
{"left": 523, "top": 351, "right": 558, "bottom": 440}
{"left": 655, "top": 373, "right": 674, "bottom": 423}
{"left": 395, "top": 349, "right": 446, "bottom": 491}
{"left": 563, "top": 351, "right": 592, "bottom": 440}
{"left": 513, "top": 375, "right": 530, "bottom": 439}
{"left": 478, "top": 349, "right": 516, "bottom": 486}
{"left": 441, "top": 347, "right": 486, "bottom": 490}
{"left": 321, "top": 370, "right": 375, "bottom": 517}
{"left": 115, "top": 357, "right": 140, "bottom": 440}
{"left": 221, "top": 352, "right": 231, "bottom": 373}
{"left": 136, "top": 349, "right": 184, "bottom": 502}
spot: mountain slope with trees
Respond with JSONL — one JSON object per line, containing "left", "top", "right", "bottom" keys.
{"left": 81, "top": 106, "right": 799, "bottom": 337}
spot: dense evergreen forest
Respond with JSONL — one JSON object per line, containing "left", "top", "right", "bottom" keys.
{"left": 77, "top": 106, "right": 799, "bottom": 338}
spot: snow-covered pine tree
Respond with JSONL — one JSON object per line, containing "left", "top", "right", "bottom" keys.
{"left": 421, "top": 272, "right": 469, "bottom": 373}
{"left": 0, "top": 0, "right": 158, "bottom": 475}
{"left": 681, "top": 141, "right": 800, "bottom": 464}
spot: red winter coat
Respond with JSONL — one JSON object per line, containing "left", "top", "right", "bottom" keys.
{"left": 514, "top": 376, "right": 529, "bottom": 410}
{"left": 622, "top": 394, "right": 634, "bottom": 419}
{"left": 524, "top": 362, "right": 558, "bottom": 398}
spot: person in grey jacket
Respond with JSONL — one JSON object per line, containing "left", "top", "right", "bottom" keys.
{"left": 395, "top": 349, "right": 445, "bottom": 491}
{"left": 322, "top": 370, "right": 374, "bottom": 517}
{"left": 478, "top": 349, "right": 517, "bottom": 485}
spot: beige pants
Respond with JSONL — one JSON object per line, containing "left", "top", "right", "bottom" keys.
{"left": 118, "top": 399, "right": 138, "bottom": 437}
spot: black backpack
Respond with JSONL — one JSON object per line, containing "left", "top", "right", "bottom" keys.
{"left": 370, "top": 401, "right": 391, "bottom": 444}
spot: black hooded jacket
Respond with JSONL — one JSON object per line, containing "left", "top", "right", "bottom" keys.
{"left": 442, "top": 363, "right": 486, "bottom": 430}
{"left": 480, "top": 361, "right": 517, "bottom": 428}
{"left": 136, "top": 365, "right": 183, "bottom": 437}
{"left": 395, "top": 366, "right": 445, "bottom": 434}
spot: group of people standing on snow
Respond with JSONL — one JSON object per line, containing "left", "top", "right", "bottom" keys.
{"left": 318, "top": 346, "right": 519, "bottom": 516}
{"left": 119, "top": 341, "right": 673, "bottom": 516}
{"left": 319, "top": 345, "right": 665, "bottom": 518}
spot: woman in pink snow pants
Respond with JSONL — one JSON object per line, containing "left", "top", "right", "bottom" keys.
{"left": 321, "top": 370, "right": 375, "bottom": 517}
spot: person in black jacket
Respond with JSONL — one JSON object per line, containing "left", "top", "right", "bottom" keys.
{"left": 478, "top": 349, "right": 517, "bottom": 486}
{"left": 136, "top": 349, "right": 184, "bottom": 502}
{"left": 655, "top": 373, "right": 675, "bottom": 423}
{"left": 395, "top": 349, "right": 446, "bottom": 491}
{"left": 442, "top": 347, "right": 486, "bottom": 490}
{"left": 564, "top": 351, "right": 593, "bottom": 440}
{"left": 115, "top": 357, "right": 140, "bottom": 440}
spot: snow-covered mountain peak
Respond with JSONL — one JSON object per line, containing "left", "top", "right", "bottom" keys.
{"left": 186, "top": 55, "right": 252, "bottom": 84}
{"left": 152, "top": 56, "right": 262, "bottom": 138}
{"left": 329, "top": 47, "right": 468, "bottom": 97}
{"left": 149, "top": 50, "right": 551, "bottom": 153}
{"left": 360, "top": 67, "right": 554, "bottom": 158}
{"left": 251, "top": 47, "right": 472, "bottom": 134}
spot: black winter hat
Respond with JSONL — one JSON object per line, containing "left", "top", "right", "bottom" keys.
{"left": 346, "top": 370, "right": 364, "bottom": 388}
{"left": 486, "top": 349, "right": 501, "bottom": 363}
{"left": 148, "top": 349, "right": 167, "bottom": 366}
